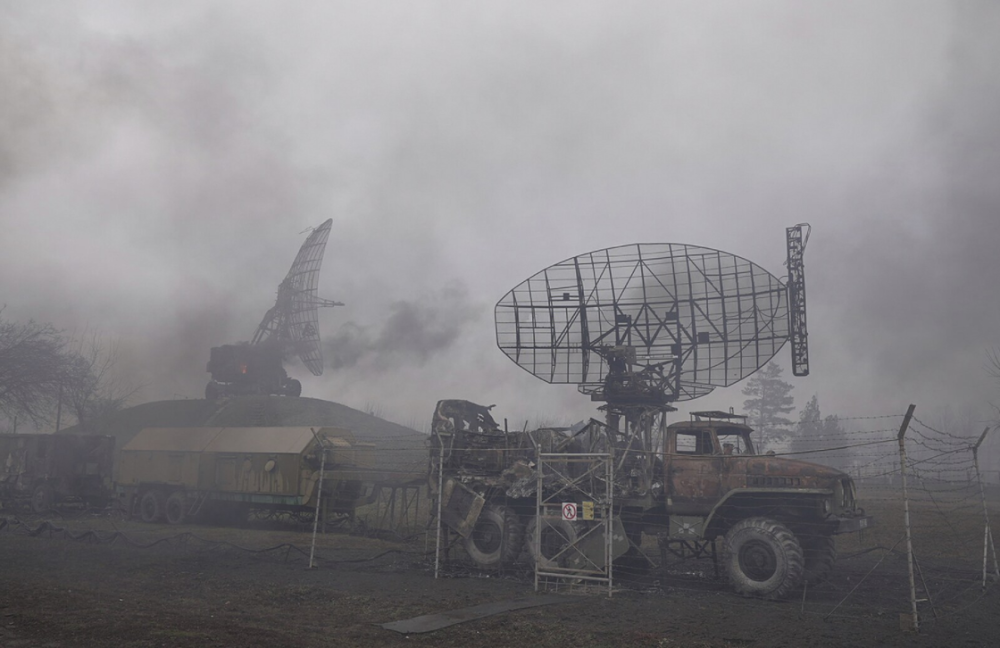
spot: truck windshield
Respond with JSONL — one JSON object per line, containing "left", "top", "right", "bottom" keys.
{"left": 717, "top": 428, "right": 754, "bottom": 455}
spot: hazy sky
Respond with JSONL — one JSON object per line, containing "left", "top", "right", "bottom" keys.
{"left": 2, "top": 1, "right": 998, "bottom": 434}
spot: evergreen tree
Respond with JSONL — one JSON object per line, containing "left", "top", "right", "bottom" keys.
{"left": 741, "top": 362, "right": 795, "bottom": 452}
{"left": 790, "top": 394, "right": 823, "bottom": 455}
{"left": 789, "top": 394, "right": 849, "bottom": 468}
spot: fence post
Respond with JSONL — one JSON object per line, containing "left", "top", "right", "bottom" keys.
{"left": 896, "top": 404, "right": 918, "bottom": 632}
{"left": 973, "top": 426, "right": 999, "bottom": 588}
{"left": 309, "top": 443, "right": 327, "bottom": 569}
{"left": 434, "top": 437, "right": 445, "bottom": 579}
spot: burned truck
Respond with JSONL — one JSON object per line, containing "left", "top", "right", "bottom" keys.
{"left": 0, "top": 433, "right": 115, "bottom": 513}
{"left": 117, "top": 426, "right": 373, "bottom": 525}
{"left": 205, "top": 342, "right": 302, "bottom": 399}
{"left": 431, "top": 399, "right": 871, "bottom": 599}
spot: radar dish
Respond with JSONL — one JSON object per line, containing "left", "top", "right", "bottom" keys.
{"left": 252, "top": 219, "right": 343, "bottom": 376}
{"left": 495, "top": 243, "right": 790, "bottom": 403}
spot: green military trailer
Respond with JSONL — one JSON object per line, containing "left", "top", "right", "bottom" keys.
{"left": 117, "top": 426, "right": 374, "bottom": 525}
{"left": 0, "top": 433, "right": 115, "bottom": 513}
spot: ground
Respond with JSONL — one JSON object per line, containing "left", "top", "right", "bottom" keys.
{"left": 1, "top": 510, "right": 998, "bottom": 648}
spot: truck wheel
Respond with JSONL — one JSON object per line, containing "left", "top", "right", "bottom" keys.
{"left": 525, "top": 517, "right": 581, "bottom": 570}
{"left": 285, "top": 379, "right": 302, "bottom": 398}
{"left": 801, "top": 533, "right": 836, "bottom": 584}
{"left": 464, "top": 505, "right": 524, "bottom": 568}
{"left": 724, "top": 517, "right": 804, "bottom": 599}
{"left": 164, "top": 492, "right": 187, "bottom": 525}
{"left": 205, "top": 381, "right": 220, "bottom": 400}
{"left": 139, "top": 490, "right": 165, "bottom": 523}
{"left": 30, "top": 484, "right": 54, "bottom": 514}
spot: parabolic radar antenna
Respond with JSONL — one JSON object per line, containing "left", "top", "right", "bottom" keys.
{"left": 205, "top": 219, "right": 343, "bottom": 399}
{"left": 495, "top": 225, "right": 810, "bottom": 434}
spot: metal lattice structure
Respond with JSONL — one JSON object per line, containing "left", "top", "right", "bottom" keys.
{"left": 785, "top": 224, "right": 810, "bottom": 377}
{"left": 252, "top": 219, "right": 342, "bottom": 376}
{"left": 495, "top": 241, "right": 793, "bottom": 404}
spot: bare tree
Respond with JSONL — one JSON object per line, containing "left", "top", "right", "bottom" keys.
{"left": 62, "top": 331, "right": 140, "bottom": 433}
{"left": 0, "top": 311, "right": 85, "bottom": 426}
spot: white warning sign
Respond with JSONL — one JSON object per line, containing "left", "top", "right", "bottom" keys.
{"left": 561, "top": 502, "right": 578, "bottom": 521}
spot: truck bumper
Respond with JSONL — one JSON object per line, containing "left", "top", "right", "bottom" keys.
{"left": 835, "top": 515, "right": 873, "bottom": 534}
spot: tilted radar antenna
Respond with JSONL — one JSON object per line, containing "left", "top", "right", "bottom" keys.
{"left": 205, "top": 219, "right": 343, "bottom": 399}
{"left": 251, "top": 218, "right": 344, "bottom": 374}
{"left": 494, "top": 225, "right": 810, "bottom": 451}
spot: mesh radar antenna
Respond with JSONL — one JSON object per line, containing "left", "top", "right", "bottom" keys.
{"left": 205, "top": 219, "right": 343, "bottom": 400}
{"left": 494, "top": 225, "right": 810, "bottom": 445}
{"left": 251, "top": 218, "right": 344, "bottom": 375}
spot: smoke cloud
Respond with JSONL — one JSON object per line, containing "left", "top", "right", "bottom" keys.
{"left": 1, "top": 1, "right": 999, "bottom": 434}
{"left": 326, "top": 285, "right": 481, "bottom": 371}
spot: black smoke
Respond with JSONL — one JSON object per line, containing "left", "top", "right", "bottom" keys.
{"left": 325, "top": 284, "right": 481, "bottom": 371}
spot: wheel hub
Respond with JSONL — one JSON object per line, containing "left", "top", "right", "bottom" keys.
{"left": 739, "top": 539, "right": 778, "bottom": 581}
{"left": 540, "top": 526, "right": 570, "bottom": 560}
{"left": 472, "top": 521, "right": 502, "bottom": 554}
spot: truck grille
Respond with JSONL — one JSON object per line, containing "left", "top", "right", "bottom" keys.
{"left": 748, "top": 475, "right": 803, "bottom": 487}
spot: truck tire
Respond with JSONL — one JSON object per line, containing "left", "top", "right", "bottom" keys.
{"left": 139, "top": 490, "right": 165, "bottom": 523}
{"left": 525, "top": 517, "right": 581, "bottom": 570}
{"left": 285, "top": 379, "right": 302, "bottom": 398}
{"left": 164, "top": 492, "right": 187, "bottom": 525}
{"left": 801, "top": 533, "right": 836, "bottom": 584}
{"left": 464, "top": 505, "right": 524, "bottom": 568}
{"left": 30, "top": 484, "right": 54, "bottom": 514}
{"left": 724, "top": 517, "right": 804, "bottom": 599}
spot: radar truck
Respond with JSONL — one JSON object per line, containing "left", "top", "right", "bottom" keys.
{"left": 431, "top": 399, "right": 871, "bottom": 599}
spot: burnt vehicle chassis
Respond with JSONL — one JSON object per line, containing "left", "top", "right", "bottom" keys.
{"left": 430, "top": 399, "right": 872, "bottom": 599}
{"left": 0, "top": 434, "right": 115, "bottom": 513}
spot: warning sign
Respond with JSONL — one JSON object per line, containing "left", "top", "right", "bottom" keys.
{"left": 581, "top": 501, "right": 594, "bottom": 520}
{"left": 561, "top": 502, "right": 578, "bottom": 521}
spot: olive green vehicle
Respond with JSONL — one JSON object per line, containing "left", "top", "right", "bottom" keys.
{"left": 117, "top": 426, "right": 374, "bottom": 525}
{"left": 432, "top": 401, "right": 871, "bottom": 599}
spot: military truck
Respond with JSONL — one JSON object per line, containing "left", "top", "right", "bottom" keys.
{"left": 117, "top": 426, "right": 374, "bottom": 525}
{"left": 430, "top": 400, "right": 871, "bottom": 599}
{"left": 0, "top": 433, "right": 115, "bottom": 513}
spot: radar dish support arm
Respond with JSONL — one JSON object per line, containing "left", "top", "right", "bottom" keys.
{"left": 786, "top": 223, "right": 810, "bottom": 377}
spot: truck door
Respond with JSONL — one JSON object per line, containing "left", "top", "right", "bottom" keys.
{"left": 665, "top": 429, "right": 723, "bottom": 515}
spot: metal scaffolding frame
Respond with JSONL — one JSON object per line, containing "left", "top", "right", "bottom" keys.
{"left": 534, "top": 452, "right": 614, "bottom": 596}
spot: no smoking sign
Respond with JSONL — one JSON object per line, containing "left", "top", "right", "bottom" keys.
{"left": 561, "top": 502, "right": 578, "bottom": 521}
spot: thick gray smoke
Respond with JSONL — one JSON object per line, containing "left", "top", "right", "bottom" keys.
{"left": 325, "top": 285, "right": 481, "bottom": 371}
{"left": 1, "top": 2, "right": 999, "bottom": 431}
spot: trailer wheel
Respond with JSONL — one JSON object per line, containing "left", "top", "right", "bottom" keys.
{"left": 801, "top": 533, "right": 836, "bottom": 584}
{"left": 139, "top": 490, "right": 165, "bottom": 523}
{"left": 464, "top": 505, "right": 524, "bottom": 568}
{"left": 724, "top": 517, "right": 804, "bottom": 599}
{"left": 30, "top": 484, "right": 54, "bottom": 514}
{"left": 164, "top": 492, "right": 187, "bottom": 525}
{"left": 525, "top": 516, "right": 582, "bottom": 570}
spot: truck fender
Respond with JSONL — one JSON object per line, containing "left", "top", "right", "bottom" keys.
{"left": 702, "top": 488, "right": 833, "bottom": 539}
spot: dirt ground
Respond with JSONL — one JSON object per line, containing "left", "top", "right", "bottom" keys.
{"left": 1, "top": 512, "right": 998, "bottom": 648}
